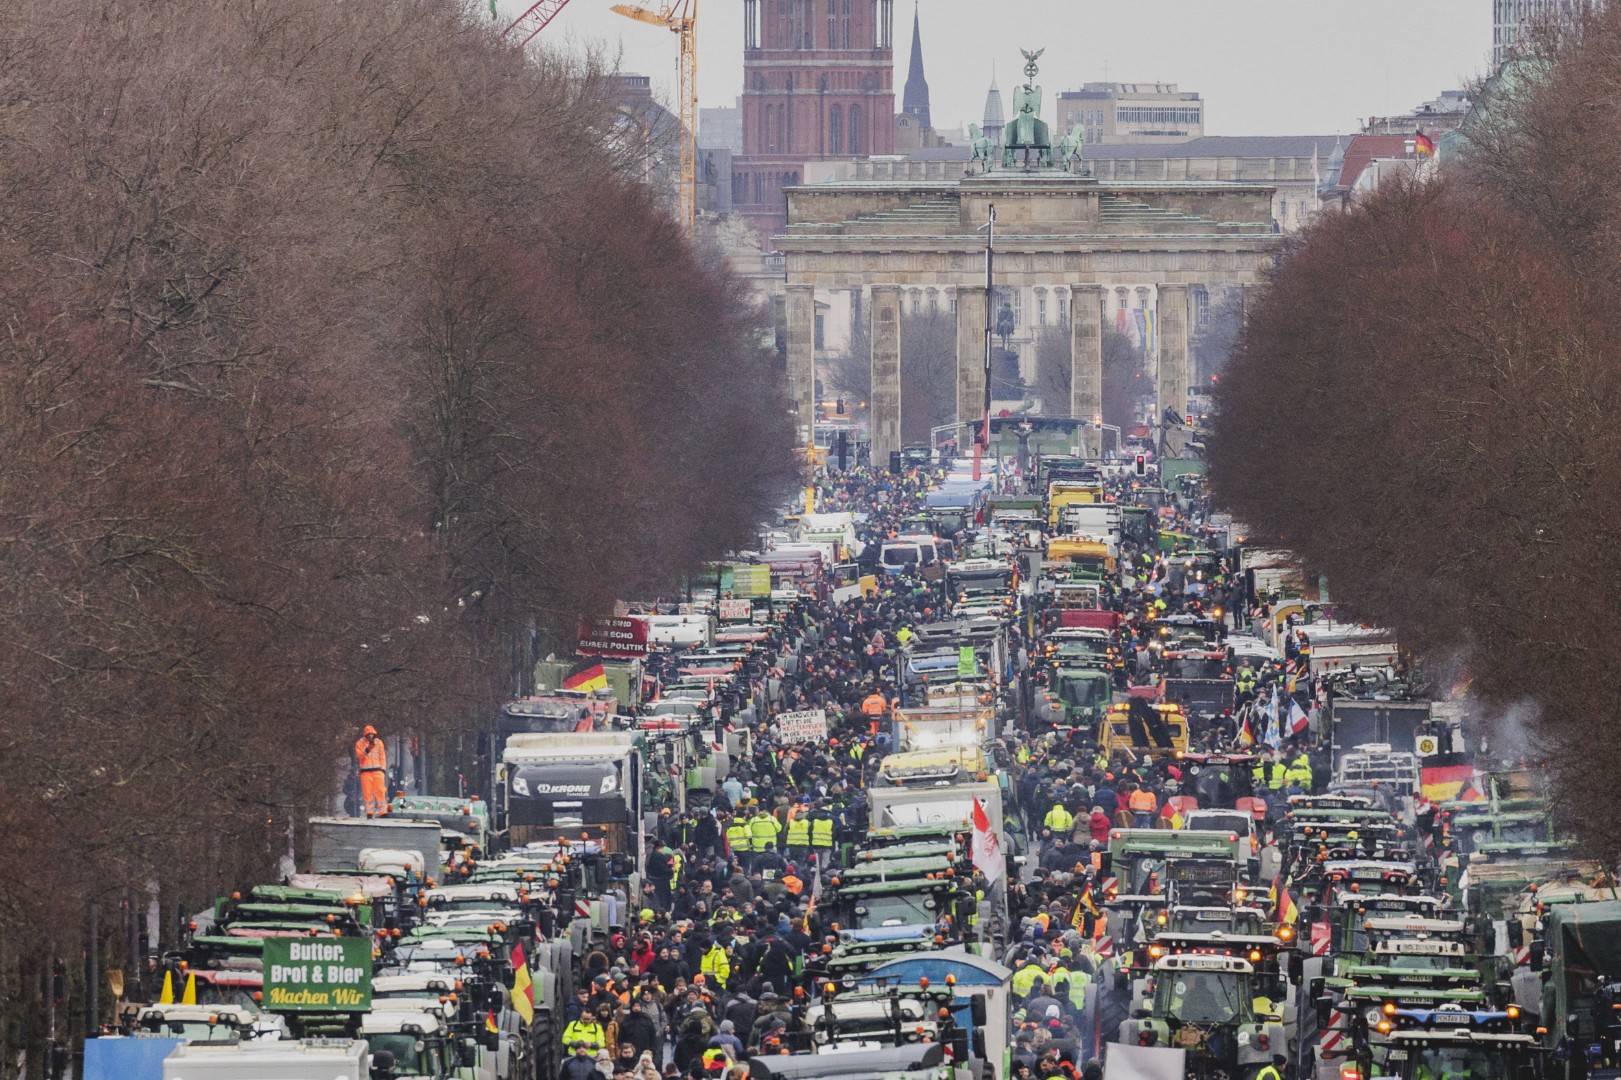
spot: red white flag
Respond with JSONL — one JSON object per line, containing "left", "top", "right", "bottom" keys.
{"left": 971, "top": 797, "right": 1004, "bottom": 885}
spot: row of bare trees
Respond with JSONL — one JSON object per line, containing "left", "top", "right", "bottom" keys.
{"left": 1208, "top": 10, "right": 1621, "bottom": 855}
{"left": 0, "top": 0, "right": 794, "bottom": 1062}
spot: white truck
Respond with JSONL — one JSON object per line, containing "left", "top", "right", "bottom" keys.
{"left": 1057, "top": 503, "right": 1122, "bottom": 546}
{"left": 798, "top": 511, "right": 863, "bottom": 560}
{"left": 161, "top": 1038, "right": 369, "bottom": 1080}
{"left": 497, "top": 732, "right": 642, "bottom": 863}
{"left": 867, "top": 780, "right": 1006, "bottom": 848}
{"left": 307, "top": 816, "right": 443, "bottom": 879}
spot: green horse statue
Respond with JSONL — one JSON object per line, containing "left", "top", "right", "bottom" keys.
{"left": 968, "top": 123, "right": 996, "bottom": 173}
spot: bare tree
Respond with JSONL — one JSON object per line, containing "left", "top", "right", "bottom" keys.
{"left": 901, "top": 308, "right": 958, "bottom": 444}
{"left": 0, "top": 0, "right": 797, "bottom": 1051}
{"left": 1210, "top": 4, "right": 1621, "bottom": 851}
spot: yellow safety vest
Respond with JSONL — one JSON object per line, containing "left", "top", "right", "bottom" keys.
{"left": 1044, "top": 804, "right": 1074, "bottom": 831}
{"left": 1010, "top": 963, "right": 1042, "bottom": 997}
{"left": 811, "top": 816, "right": 834, "bottom": 847}
{"left": 727, "top": 822, "right": 751, "bottom": 853}
{"left": 748, "top": 814, "right": 780, "bottom": 852}
{"left": 786, "top": 817, "right": 811, "bottom": 846}
{"left": 701, "top": 944, "right": 731, "bottom": 986}
{"left": 563, "top": 1019, "right": 606, "bottom": 1049}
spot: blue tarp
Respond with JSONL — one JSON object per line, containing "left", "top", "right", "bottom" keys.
{"left": 84, "top": 1037, "right": 183, "bottom": 1080}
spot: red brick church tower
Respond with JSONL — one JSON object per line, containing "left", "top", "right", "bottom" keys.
{"left": 733, "top": 0, "right": 896, "bottom": 248}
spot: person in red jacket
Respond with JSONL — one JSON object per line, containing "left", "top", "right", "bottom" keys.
{"left": 1088, "top": 806, "right": 1111, "bottom": 844}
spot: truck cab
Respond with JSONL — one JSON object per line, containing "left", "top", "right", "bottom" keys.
{"left": 1120, "top": 954, "right": 1285, "bottom": 1080}
{"left": 1100, "top": 702, "right": 1190, "bottom": 758}
{"left": 360, "top": 1009, "right": 462, "bottom": 1079}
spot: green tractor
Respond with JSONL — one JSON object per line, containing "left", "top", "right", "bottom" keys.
{"left": 1120, "top": 954, "right": 1286, "bottom": 1080}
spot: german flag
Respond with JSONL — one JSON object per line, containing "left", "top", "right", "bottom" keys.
{"left": 1070, "top": 885, "right": 1099, "bottom": 929}
{"left": 1420, "top": 753, "right": 1478, "bottom": 802}
{"left": 1414, "top": 131, "right": 1436, "bottom": 157}
{"left": 510, "top": 943, "right": 535, "bottom": 1024}
{"left": 562, "top": 660, "right": 608, "bottom": 693}
{"left": 1277, "top": 887, "right": 1299, "bottom": 926}
{"left": 487, "top": 1011, "right": 500, "bottom": 1035}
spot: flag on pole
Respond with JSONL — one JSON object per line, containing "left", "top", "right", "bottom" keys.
{"left": 1146, "top": 309, "right": 1157, "bottom": 354}
{"left": 1311, "top": 144, "right": 1321, "bottom": 211}
{"left": 970, "top": 797, "right": 1004, "bottom": 885}
{"left": 1288, "top": 698, "right": 1310, "bottom": 737}
{"left": 562, "top": 660, "right": 608, "bottom": 693}
{"left": 487, "top": 1011, "right": 501, "bottom": 1034}
{"left": 1070, "top": 884, "right": 1099, "bottom": 929}
{"left": 1278, "top": 886, "right": 1299, "bottom": 925}
{"left": 1237, "top": 708, "right": 1255, "bottom": 748}
{"left": 1263, "top": 690, "right": 1282, "bottom": 749}
{"left": 510, "top": 943, "right": 536, "bottom": 1024}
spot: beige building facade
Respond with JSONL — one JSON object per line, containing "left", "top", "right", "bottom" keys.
{"left": 774, "top": 171, "right": 1281, "bottom": 461}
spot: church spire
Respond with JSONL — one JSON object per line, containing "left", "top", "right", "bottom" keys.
{"left": 901, "top": 1, "right": 931, "bottom": 131}
{"left": 982, "top": 62, "right": 1004, "bottom": 143}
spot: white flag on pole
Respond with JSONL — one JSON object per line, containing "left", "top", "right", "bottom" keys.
{"left": 971, "top": 797, "right": 1004, "bottom": 885}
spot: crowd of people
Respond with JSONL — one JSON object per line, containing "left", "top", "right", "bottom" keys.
{"left": 563, "top": 455, "right": 1334, "bottom": 1080}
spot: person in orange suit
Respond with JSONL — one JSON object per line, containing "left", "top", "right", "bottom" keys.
{"left": 355, "top": 725, "right": 389, "bottom": 815}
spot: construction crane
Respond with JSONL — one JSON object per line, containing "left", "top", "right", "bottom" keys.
{"left": 610, "top": 0, "right": 698, "bottom": 233}
{"left": 503, "top": 0, "right": 576, "bottom": 47}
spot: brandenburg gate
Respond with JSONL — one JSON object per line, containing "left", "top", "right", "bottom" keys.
{"left": 775, "top": 50, "right": 1283, "bottom": 461}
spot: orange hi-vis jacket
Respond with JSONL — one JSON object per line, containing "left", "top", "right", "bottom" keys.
{"left": 355, "top": 736, "right": 387, "bottom": 771}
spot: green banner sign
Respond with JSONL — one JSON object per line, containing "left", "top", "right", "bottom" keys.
{"left": 957, "top": 646, "right": 976, "bottom": 677}
{"left": 263, "top": 937, "right": 372, "bottom": 1013}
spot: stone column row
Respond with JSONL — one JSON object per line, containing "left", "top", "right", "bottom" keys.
{"left": 869, "top": 286, "right": 902, "bottom": 465}
{"left": 782, "top": 281, "right": 1197, "bottom": 466}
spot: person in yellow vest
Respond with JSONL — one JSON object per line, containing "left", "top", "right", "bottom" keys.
{"left": 785, "top": 810, "right": 811, "bottom": 865}
{"left": 1286, "top": 752, "right": 1313, "bottom": 793}
{"left": 563, "top": 1014, "right": 608, "bottom": 1052}
{"left": 1266, "top": 757, "right": 1287, "bottom": 790}
{"left": 726, "top": 814, "right": 753, "bottom": 874}
{"left": 748, "top": 808, "right": 781, "bottom": 857}
{"left": 1059, "top": 956, "right": 1090, "bottom": 1011}
{"left": 1255, "top": 1054, "right": 1286, "bottom": 1080}
{"left": 1043, "top": 801, "right": 1075, "bottom": 833}
{"left": 1010, "top": 961, "right": 1044, "bottom": 997}
{"left": 809, "top": 807, "right": 835, "bottom": 866}
{"left": 700, "top": 937, "right": 731, "bottom": 990}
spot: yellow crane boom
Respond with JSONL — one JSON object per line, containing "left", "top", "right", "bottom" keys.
{"left": 610, "top": 0, "right": 697, "bottom": 233}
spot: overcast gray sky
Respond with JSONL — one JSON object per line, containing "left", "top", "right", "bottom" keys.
{"left": 498, "top": 0, "right": 1492, "bottom": 137}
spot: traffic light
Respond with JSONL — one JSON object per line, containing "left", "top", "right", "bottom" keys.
{"left": 836, "top": 430, "right": 849, "bottom": 471}
{"left": 889, "top": 450, "right": 902, "bottom": 474}
{"left": 835, "top": 398, "right": 845, "bottom": 415}
{"left": 1134, "top": 454, "right": 1146, "bottom": 477}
